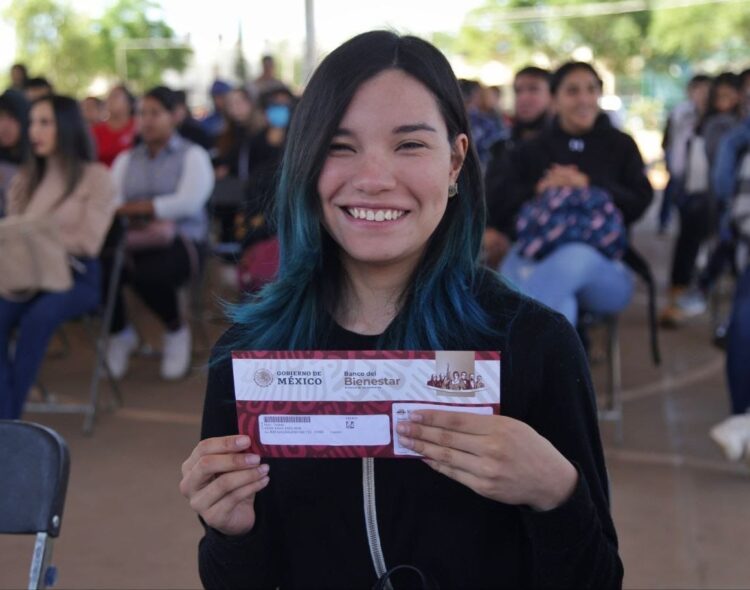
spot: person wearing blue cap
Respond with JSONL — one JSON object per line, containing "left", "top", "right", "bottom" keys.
{"left": 201, "top": 79, "right": 232, "bottom": 141}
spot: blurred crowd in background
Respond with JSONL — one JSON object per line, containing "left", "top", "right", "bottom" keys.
{"left": 0, "top": 50, "right": 749, "bottom": 463}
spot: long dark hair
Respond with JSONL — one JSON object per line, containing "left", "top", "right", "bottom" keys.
{"left": 23, "top": 95, "right": 93, "bottom": 201}
{"left": 228, "top": 30, "right": 502, "bottom": 352}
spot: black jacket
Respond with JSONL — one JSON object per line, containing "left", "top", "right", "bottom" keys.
{"left": 487, "top": 113, "right": 653, "bottom": 237}
{"left": 197, "top": 276, "right": 623, "bottom": 589}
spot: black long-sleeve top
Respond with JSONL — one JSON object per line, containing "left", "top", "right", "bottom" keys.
{"left": 487, "top": 113, "right": 653, "bottom": 237}
{"left": 197, "top": 276, "right": 623, "bottom": 589}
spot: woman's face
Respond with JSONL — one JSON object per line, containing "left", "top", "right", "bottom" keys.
{"left": 107, "top": 88, "right": 131, "bottom": 119}
{"left": 713, "top": 83, "right": 740, "bottom": 114}
{"left": 554, "top": 68, "right": 601, "bottom": 135}
{"left": 29, "top": 100, "right": 57, "bottom": 157}
{"left": 226, "top": 90, "right": 253, "bottom": 124}
{"left": 139, "top": 96, "right": 175, "bottom": 146}
{"left": 317, "top": 69, "right": 467, "bottom": 272}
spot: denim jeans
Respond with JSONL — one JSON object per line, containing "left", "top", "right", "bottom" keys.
{"left": 727, "top": 264, "right": 750, "bottom": 414}
{"left": 0, "top": 259, "right": 100, "bottom": 419}
{"left": 501, "top": 242, "right": 634, "bottom": 325}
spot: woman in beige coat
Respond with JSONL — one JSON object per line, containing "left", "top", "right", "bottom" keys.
{"left": 0, "top": 95, "right": 116, "bottom": 419}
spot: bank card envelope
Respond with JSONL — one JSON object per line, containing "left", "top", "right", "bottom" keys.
{"left": 232, "top": 350, "right": 501, "bottom": 458}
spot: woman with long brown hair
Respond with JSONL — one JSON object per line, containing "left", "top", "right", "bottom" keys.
{"left": 0, "top": 95, "right": 116, "bottom": 419}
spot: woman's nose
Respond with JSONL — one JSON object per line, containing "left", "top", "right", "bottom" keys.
{"left": 351, "top": 152, "right": 397, "bottom": 194}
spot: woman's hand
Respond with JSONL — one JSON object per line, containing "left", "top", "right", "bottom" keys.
{"left": 179, "top": 435, "right": 270, "bottom": 536}
{"left": 536, "top": 164, "right": 590, "bottom": 193}
{"left": 396, "top": 411, "right": 578, "bottom": 512}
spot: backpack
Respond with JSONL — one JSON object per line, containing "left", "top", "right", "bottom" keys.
{"left": 515, "top": 186, "right": 627, "bottom": 261}
{"left": 237, "top": 236, "right": 279, "bottom": 293}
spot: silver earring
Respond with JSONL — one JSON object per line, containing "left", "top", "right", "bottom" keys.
{"left": 448, "top": 183, "right": 458, "bottom": 198}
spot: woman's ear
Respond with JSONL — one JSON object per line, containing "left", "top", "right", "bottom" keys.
{"left": 450, "top": 133, "right": 469, "bottom": 183}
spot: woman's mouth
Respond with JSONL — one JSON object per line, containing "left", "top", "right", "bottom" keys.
{"left": 345, "top": 207, "right": 407, "bottom": 222}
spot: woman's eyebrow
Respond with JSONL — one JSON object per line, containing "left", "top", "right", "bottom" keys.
{"left": 331, "top": 128, "right": 354, "bottom": 138}
{"left": 393, "top": 123, "right": 437, "bottom": 134}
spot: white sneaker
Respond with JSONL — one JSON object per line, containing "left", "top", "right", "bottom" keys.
{"left": 161, "top": 325, "right": 192, "bottom": 380}
{"left": 709, "top": 414, "right": 750, "bottom": 462}
{"left": 675, "top": 289, "right": 708, "bottom": 318}
{"left": 106, "top": 326, "right": 138, "bottom": 380}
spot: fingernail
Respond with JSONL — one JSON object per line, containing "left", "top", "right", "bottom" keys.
{"left": 409, "top": 412, "right": 423, "bottom": 423}
{"left": 258, "top": 464, "right": 270, "bottom": 474}
{"left": 235, "top": 436, "right": 250, "bottom": 448}
{"left": 245, "top": 454, "right": 260, "bottom": 465}
{"left": 398, "top": 436, "right": 413, "bottom": 449}
{"left": 396, "top": 423, "right": 408, "bottom": 435}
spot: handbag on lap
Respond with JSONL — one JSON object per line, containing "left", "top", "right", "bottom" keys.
{"left": 125, "top": 218, "right": 177, "bottom": 251}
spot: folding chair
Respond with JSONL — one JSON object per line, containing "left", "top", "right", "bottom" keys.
{"left": 0, "top": 420, "right": 70, "bottom": 590}
{"left": 26, "top": 219, "right": 127, "bottom": 434}
{"left": 580, "top": 313, "right": 624, "bottom": 443}
{"left": 582, "top": 247, "right": 661, "bottom": 445}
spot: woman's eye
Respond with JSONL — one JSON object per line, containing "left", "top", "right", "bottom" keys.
{"left": 329, "top": 142, "right": 354, "bottom": 153}
{"left": 398, "top": 141, "right": 426, "bottom": 150}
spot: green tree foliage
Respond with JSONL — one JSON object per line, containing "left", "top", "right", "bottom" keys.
{"left": 4, "top": 0, "right": 191, "bottom": 96}
{"left": 648, "top": 1, "right": 750, "bottom": 66}
{"left": 5, "top": 0, "right": 100, "bottom": 95}
{"left": 437, "top": 0, "right": 749, "bottom": 75}
{"left": 96, "top": 0, "right": 191, "bottom": 92}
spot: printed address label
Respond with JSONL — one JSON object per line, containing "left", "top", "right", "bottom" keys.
{"left": 258, "top": 414, "right": 391, "bottom": 446}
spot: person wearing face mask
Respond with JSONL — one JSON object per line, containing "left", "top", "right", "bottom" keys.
{"left": 106, "top": 86, "right": 214, "bottom": 381}
{"left": 0, "top": 90, "right": 29, "bottom": 217}
{"left": 233, "top": 87, "right": 297, "bottom": 291}
{"left": 500, "top": 62, "right": 653, "bottom": 326}
{"left": 0, "top": 95, "right": 116, "bottom": 419}
{"left": 179, "top": 33, "right": 621, "bottom": 589}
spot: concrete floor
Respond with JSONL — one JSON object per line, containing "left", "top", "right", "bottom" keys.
{"left": 1, "top": 204, "right": 749, "bottom": 589}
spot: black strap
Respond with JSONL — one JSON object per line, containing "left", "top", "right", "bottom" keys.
{"left": 623, "top": 246, "right": 661, "bottom": 365}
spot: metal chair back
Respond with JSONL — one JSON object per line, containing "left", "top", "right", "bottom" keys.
{"left": 0, "top": 420, "right": 70, "bottom": 589}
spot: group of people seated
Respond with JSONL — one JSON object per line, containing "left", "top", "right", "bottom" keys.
{"left": 476, "top": 62, "right": 749, "bottom": 464}
{"left": 427, "top": 371, "right": 485, "bottom": 391}
{"left": 1, "top": 51, "right": 748, "bottom": 464}
{"left": 0, "top": 57, "right": 296, "bottom": 420}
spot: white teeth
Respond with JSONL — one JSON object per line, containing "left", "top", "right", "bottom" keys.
{"left": 346, "top": 207, "right": 405, "bottom": 222}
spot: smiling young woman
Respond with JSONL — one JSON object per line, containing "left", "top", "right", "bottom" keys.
{"left": 179, "top": 32, "right": 623, "bottom": 589}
